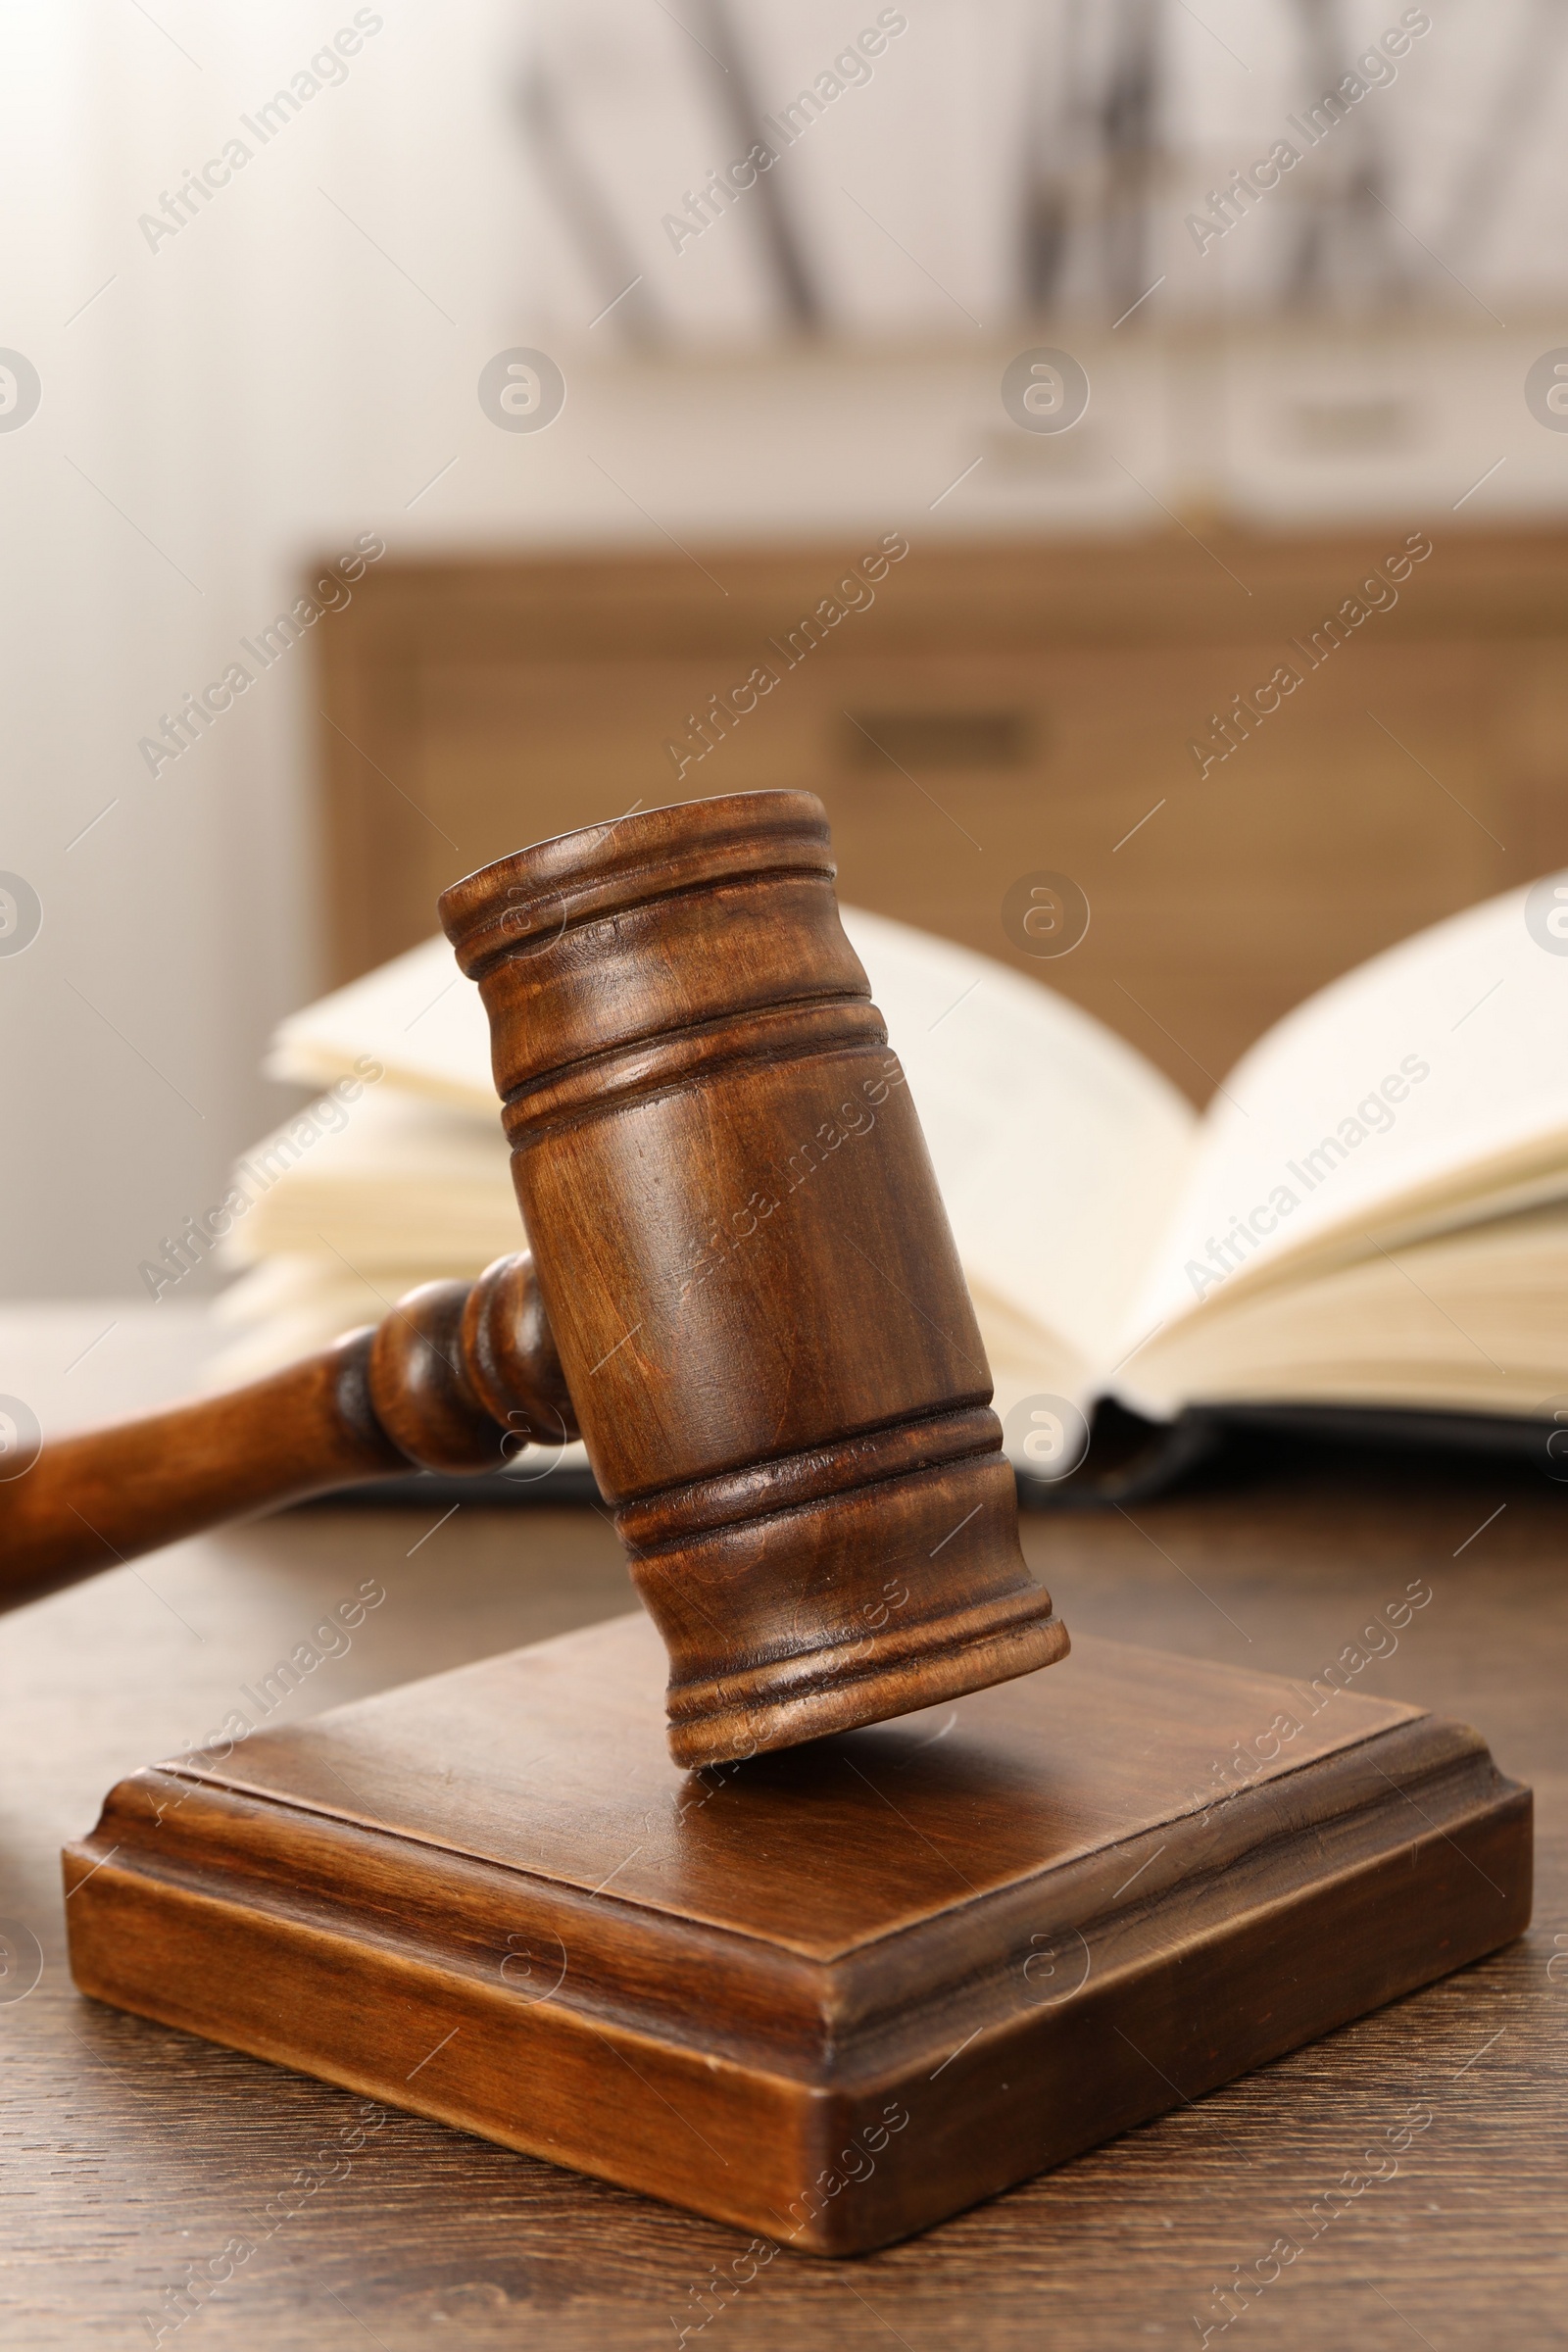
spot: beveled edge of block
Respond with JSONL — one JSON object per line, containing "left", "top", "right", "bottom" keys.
{"left": 61, "top": 1653, "right": 1533, "bottom": 2258}
{"left": 63, "top": 1698, "right": 1513, "bottom": 2077}
{"left": 61, "top": 1704, "right": 1532, "bottom": 2253}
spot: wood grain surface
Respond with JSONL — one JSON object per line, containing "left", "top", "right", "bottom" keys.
{"left": 4, "top": 1450, "right": 1564, "bottom": 2344}
{"left": 2, "top": 790, "right": 1066, "bottom": 1762}
{"left": 440, "top": 792, "right": 1064, "bottom": 1761}
{"left": 60, "top": 1617, "right": 1528, "bottom": 2253}
{"left": 0, "top": 1257, "right": 573, "bottom": 1613}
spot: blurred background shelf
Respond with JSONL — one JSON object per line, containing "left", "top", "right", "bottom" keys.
{"left": 10, "top": 0, "right": 1568, "bottom": 1299}
{"left": 322, "top": 521, "right": 1568, "bottom": 1100}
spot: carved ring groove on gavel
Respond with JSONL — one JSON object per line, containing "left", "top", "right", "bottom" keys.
{"left": 2, "top": 792, "right": 1067, "bottom": 1761}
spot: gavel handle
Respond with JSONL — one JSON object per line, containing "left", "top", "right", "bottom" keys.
{"left": 0, "top": 1254, "right": 577, "bottom": 1615}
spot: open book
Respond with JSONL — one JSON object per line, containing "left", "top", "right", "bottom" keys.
{"left": 216, "top": 878, "right": 1568, "bottom": 1474}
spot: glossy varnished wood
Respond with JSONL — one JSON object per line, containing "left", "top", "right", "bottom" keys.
{"left": 439, "top": 793, "right": 1064, "bottom": 1762}
{"left": 0, "top": 1254, "right": 574, "bottom": 1612}
{"left": 3, "top": 794, "right": 1061, "bottom": 1760}
{"left": 6, "top": 1453, "right": 1563, "bottom": 2345}
{"left": 61, "top": 1612, "right": 1528, "bottom": 2253}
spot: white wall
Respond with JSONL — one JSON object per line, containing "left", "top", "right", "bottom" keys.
{"left": 1, "top": 0, "right": 532, "bottom": 1297}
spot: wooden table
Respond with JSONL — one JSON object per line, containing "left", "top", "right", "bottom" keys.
{"left": 4, "top": 1446, "right": 1564, "bottom": 2347}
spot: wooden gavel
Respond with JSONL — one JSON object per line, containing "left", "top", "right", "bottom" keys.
{"left": 2, "top": 792, "right": 1067, "bottom": 1761}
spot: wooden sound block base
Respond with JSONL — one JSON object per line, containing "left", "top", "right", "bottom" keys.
{"left": 63, "top": 1615, "right": 1531, "bottom": 2255}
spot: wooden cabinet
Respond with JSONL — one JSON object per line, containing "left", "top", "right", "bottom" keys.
{"left": 319, "top": 528, "right": 1568, "bottom": 1100}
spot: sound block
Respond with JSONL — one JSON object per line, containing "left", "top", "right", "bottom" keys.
{"left": 63, "top": 1615, "right": 1530, "bottom": 2254}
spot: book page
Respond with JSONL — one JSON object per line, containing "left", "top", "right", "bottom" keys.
{"left": 1115, "top": 873, "right": 1568, "bottom": 1407}
{"left": 267, "top": 937, "right": 497, "bottom": 1107}
{"left": 223, "top": 1090, "right": 518, "bottom": 1273}
{"left": 839, "top": 909, "right": 1197, "bottom": 1389}
{"left": 268, "top": 908, "right": 1198, "bottom": 1393}
{"left": 1121, "top": 1200, "right": 1568, "bottom": 1420}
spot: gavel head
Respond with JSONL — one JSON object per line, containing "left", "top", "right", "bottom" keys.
{"left": 439, "top": 791, "right": 1067, "bottom": 1764}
